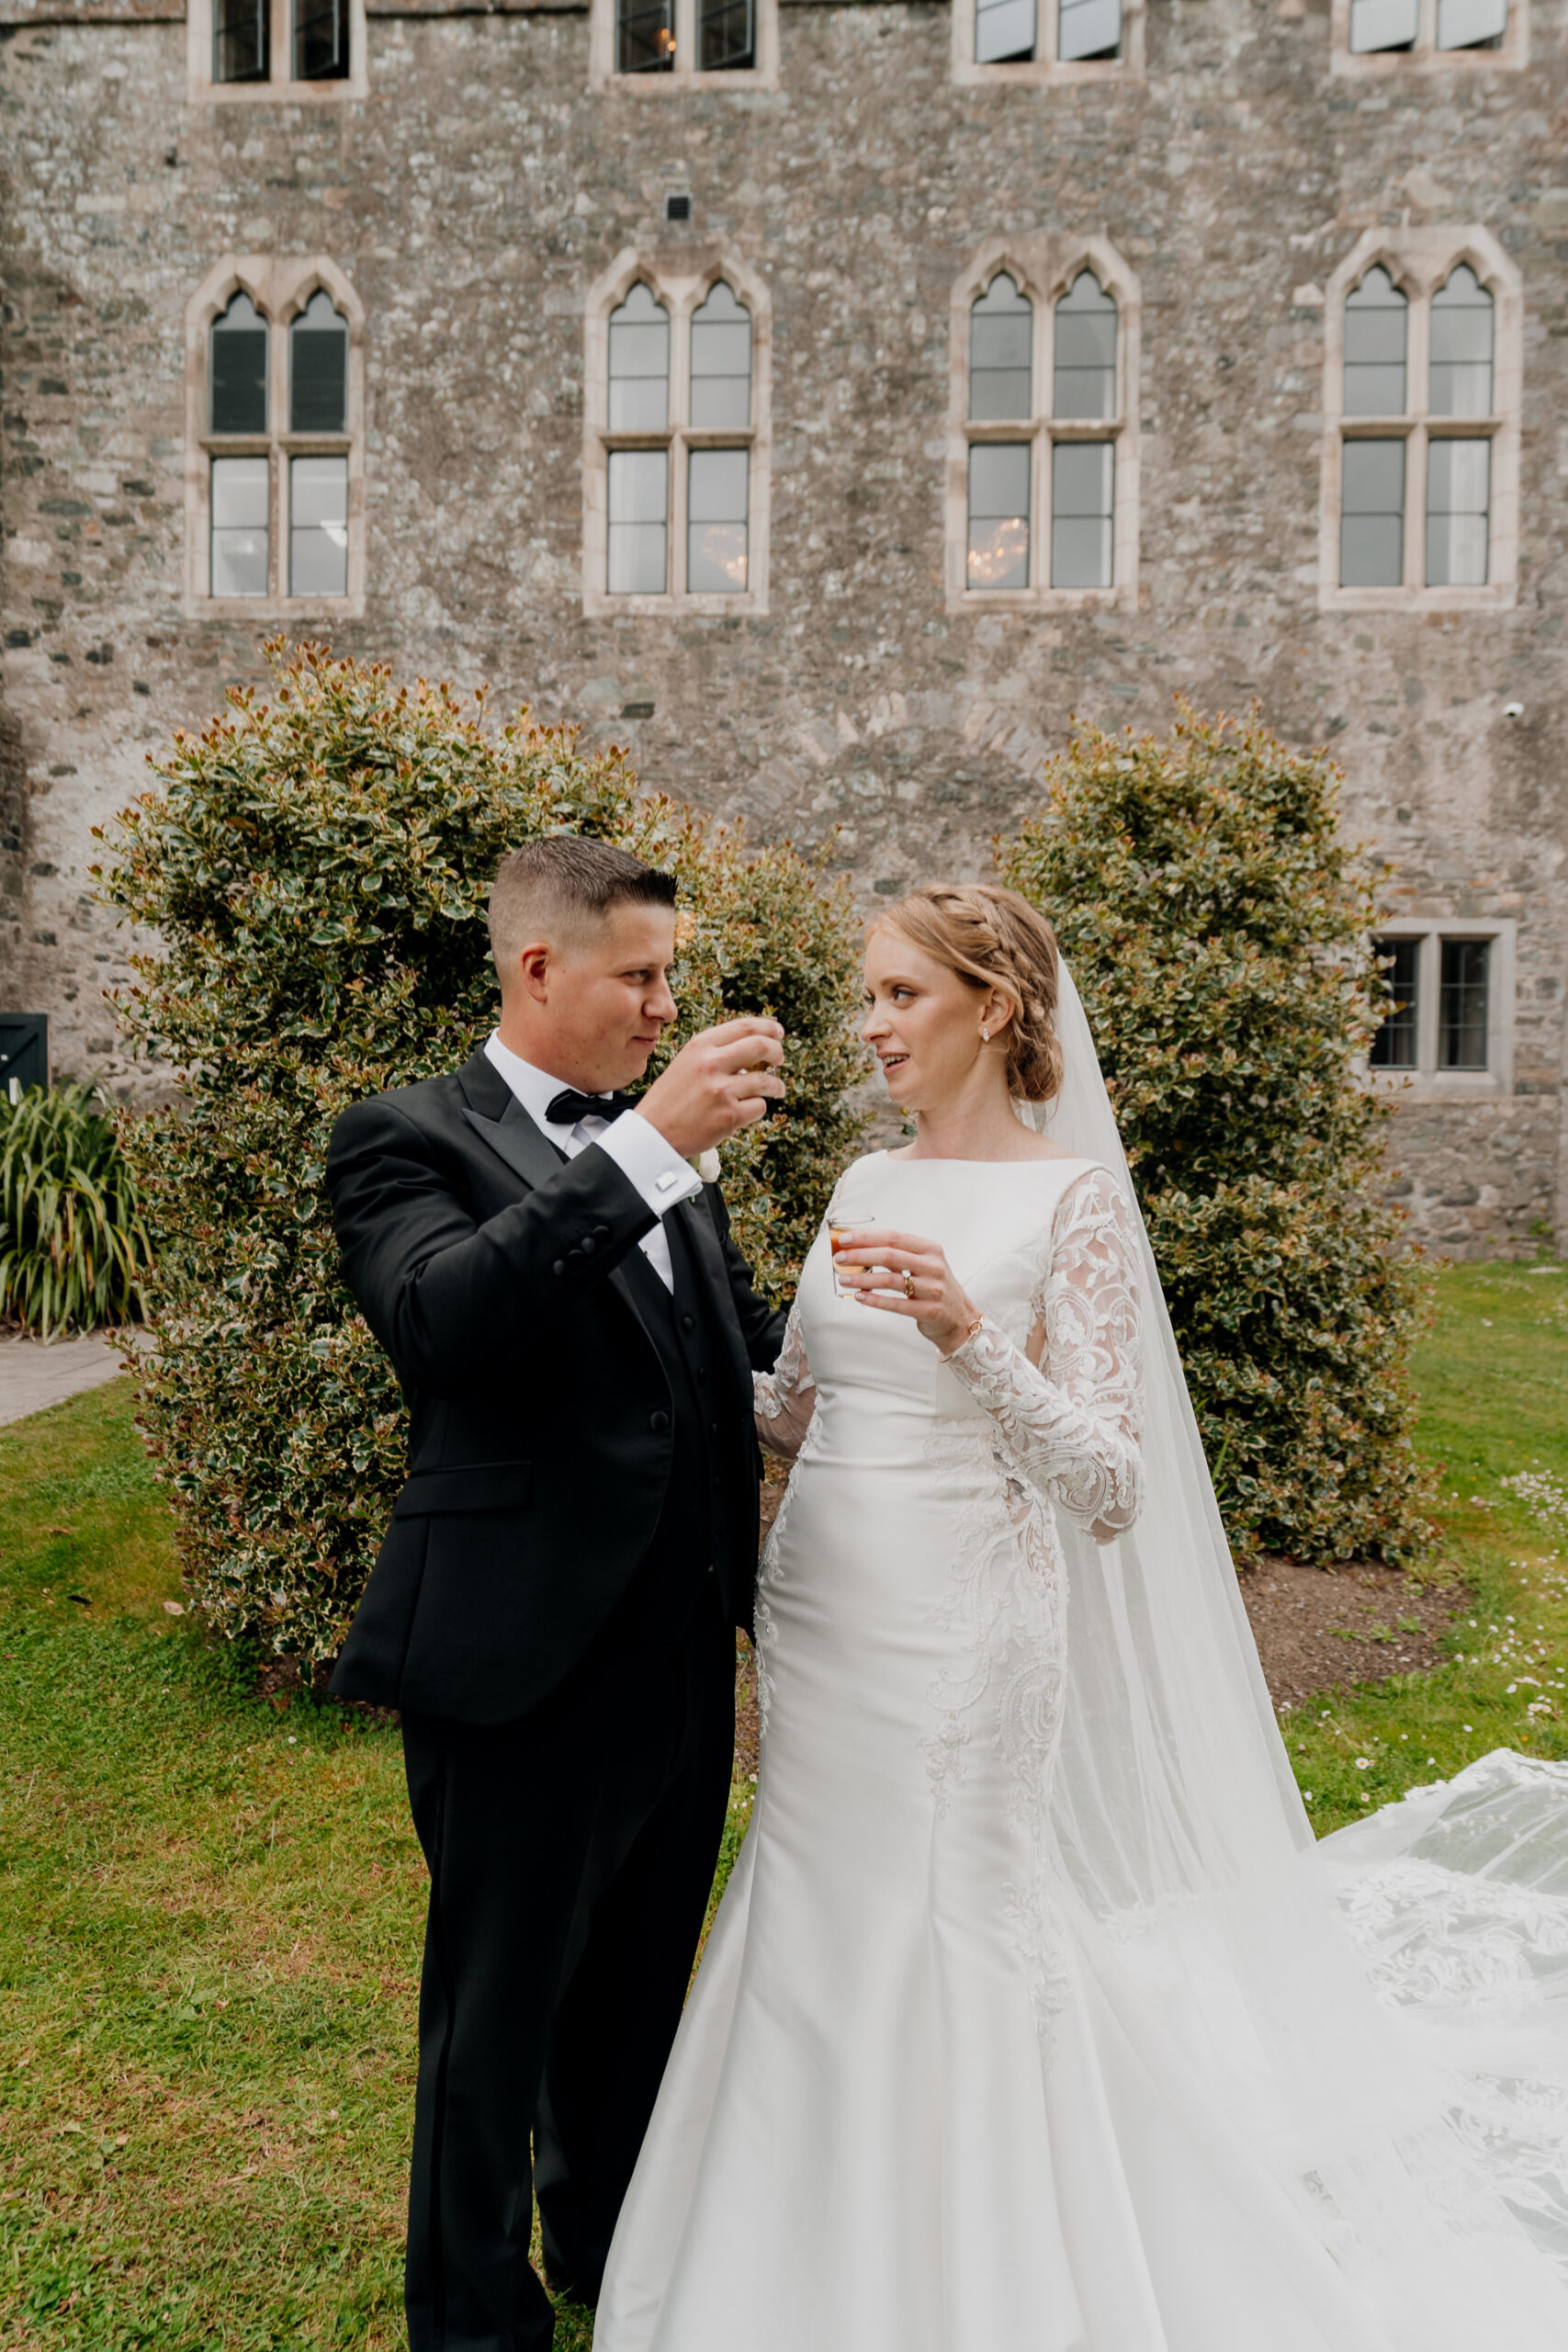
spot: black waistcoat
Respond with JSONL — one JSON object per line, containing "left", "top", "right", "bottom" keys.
{"left": 587, "top": 1208, "right": 732, "bottom": 1654}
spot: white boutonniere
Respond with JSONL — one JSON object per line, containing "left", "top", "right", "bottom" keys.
{"left": 693, "top": 1148, "right": 722, "bottom": 1184}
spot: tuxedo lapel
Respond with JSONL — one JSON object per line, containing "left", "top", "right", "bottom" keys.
{"left": 679, "top": 1191, "right": 754, "bottom": 1406}
{"left": 457, "top": 1056, "right": 658, "bottom": 1355}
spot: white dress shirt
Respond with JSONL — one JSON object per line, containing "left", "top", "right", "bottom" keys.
{"left": 482, "top": 1032, "right": 702, "bottom": 1293}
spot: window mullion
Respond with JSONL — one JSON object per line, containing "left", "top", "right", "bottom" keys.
{"left": 671, "top": 429, "right": 687, "bottom": 597}
{"left": 271, "top": 0, "right": 287, "bottom": 81}
{"left": 1034, "top": 420, "right": 1047, "bottom": 594}
{"left": 1417, "top": 933, "right": 1438, "bottom": 1077}
{"left": 676, "top": 0, "right": 694, "bottom": 75}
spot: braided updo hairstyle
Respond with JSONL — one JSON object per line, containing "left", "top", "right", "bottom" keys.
{"left": 875, "top": 883, "right": 1064, "bottom": 1106}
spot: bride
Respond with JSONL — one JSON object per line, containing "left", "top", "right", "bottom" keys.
{"left": 593, "top": 882, "right": 1568, "bottom": 2352}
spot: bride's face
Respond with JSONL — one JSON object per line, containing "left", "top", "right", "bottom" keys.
{"left": 861, "top": 928, "right": 1004, "bottom": 1114}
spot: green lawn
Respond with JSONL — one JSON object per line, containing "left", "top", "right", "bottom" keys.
{"left": 2, "top": 1261, "right": 1567, "bottom": 2346}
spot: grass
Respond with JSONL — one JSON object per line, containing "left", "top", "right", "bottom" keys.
{"left": 1, "top": 1260, "right": 1566, "bottom": 2343}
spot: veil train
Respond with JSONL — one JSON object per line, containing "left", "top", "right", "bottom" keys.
{"left": 1014, "top": 957, "right": 1568, "bottom": 2339}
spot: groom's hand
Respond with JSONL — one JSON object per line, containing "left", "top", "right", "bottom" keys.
{"left": 634, "top": 1017, "right": 786, "bottom": 1159}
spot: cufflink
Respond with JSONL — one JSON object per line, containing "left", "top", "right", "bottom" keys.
{"left": 654, "top": 1170, "right": 682, "bottom": 1197}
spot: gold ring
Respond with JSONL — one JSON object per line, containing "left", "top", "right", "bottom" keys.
{"left": 902, "top": 1270, "right": 915, "bottom": 1299}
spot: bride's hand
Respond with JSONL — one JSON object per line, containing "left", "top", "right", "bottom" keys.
{"left": 833, "top": 1229, "right": 982, "bottom": 1358}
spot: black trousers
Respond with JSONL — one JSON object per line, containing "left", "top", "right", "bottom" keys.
{"left": 400, "top": 1620, "right": 735, "bottom": 2352}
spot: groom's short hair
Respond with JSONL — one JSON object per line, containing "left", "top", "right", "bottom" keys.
{"left": 488, "top": 835, "right": 678, "bottom": 980}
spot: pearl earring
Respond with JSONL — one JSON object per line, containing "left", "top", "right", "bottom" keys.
{"left": 980, "top": 1024, "right": 990, "bottom": 1042}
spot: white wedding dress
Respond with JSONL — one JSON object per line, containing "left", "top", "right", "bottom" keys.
{"left": 594, "top": 976, "right": 1568, "bottom": 2352}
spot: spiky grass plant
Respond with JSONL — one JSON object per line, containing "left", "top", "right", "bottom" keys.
{"left": 0, "top": 1082, "right": 152, "bottom": 1340}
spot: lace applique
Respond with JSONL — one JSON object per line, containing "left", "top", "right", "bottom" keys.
{"left": 753, "top": 1298, "right": 816, "bottom": 1461}
{"left": 922, "top": 1164, "right": 1145, "bottom": 2051}
{"left": 752, "top": 1298, "right": 818, "bottom": 1747}
{"left": 942, "top": 1165, "right": 1144, "bottom": 1537}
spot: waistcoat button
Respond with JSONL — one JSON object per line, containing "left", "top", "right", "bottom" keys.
{"left": 649, "top": 1409, "right": 671, "bottom": 1433}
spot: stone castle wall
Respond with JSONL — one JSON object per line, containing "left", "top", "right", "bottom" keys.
{"left": 3, "top": 0, "right": 1565, "bottom": 1248}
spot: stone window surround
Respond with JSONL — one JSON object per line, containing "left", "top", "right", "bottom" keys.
{"left": 186, "top": 0, "right": 369, "bottom": 101}
{"left": 581, "top": 244, "right": 772, "bottom": 618}
{"left": 588, "top": 0, "right": 780, "bottom": 93}
{"left": 1329, "top": 0, "right": 1529, "bottom": 73}
{"left": 183, "top": 254, "right": 366, "bottom": 620}
{"left": 950, "top": 0, "right": 1145, "bottom": 83}
{"left": 1367, "top": 917, "right": 1517, "bottom": 1099}
{"left": 1317, "top": 226, "right": 1521, "bottom": 616}
{"left": 945, "top": 232, "right": 1141, "bottom": 616}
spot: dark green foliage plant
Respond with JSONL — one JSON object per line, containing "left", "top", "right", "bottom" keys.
{"left": 96, "top": 640, "right": 865, "bottom": 1669}
{"left": 998, "top": 704, "right": 1433, "bottom": 1565}
{"left": 0, "top": 1080, "right": 152, "bottom": 1339}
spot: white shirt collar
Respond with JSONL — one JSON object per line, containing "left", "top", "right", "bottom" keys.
{"left": 482, "top": 1031, "right": 614, "bottom": 1134}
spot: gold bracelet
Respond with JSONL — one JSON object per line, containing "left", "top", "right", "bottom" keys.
{"left": 942, "top": 1306, "right": 985, "bottom": 1359}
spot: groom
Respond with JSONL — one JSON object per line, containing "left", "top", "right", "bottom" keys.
{"left": 325, "top": 835, "right": 788, "bottom": 2352}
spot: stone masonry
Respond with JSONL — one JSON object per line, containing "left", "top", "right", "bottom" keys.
{"left": 2, "top": 0, "right": 1565, "bottom": 1253}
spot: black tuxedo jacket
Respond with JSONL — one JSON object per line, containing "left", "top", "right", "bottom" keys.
{"left": 324, "top": 1049, "right": 787, "bottom": 1725}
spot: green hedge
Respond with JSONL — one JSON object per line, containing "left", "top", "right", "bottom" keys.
{"left": 96, "top": 642, "right": 864, "bottom": 1669}
{"left": 998, "top": 704, "right": 1433, "bottom": 1565}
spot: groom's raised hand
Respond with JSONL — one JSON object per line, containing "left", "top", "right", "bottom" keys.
{"left": 635, "top": 1017, "right": 786, "bottom": 1159}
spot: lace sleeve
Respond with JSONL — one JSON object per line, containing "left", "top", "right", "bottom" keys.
{"left": 754, "top": 1300, "right": 817, "bottom": 1460}
{"left": 942, "top": 1165, "right": 1145, "bottom": 1541}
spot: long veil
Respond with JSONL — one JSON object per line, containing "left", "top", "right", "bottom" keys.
{"left": 1018, "top": 957, "right": 1568, "bottom": 2345}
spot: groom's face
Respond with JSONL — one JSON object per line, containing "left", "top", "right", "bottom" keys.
{"left": 513, "top": 900, "right": 680, "bottom": 1091}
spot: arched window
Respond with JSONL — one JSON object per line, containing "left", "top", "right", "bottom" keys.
{"left": 189, "top": 259, "right": 363, "bottom": 613}
{"left": 290, "top": 288, "right": 347, "bottom": 431}
{"left": 606, "top": 285, "right": 671, "bottom": 594}
{"left": 210, "top": 291, "right": 268, "bottom": 435}
{"left": 587, "top": 257, "right": 770, "bottom": 612}
{"left": 1325, "top": 231, "right": 1518, "bottom": 607}
{"left": 690, "top": 282, "right": 751, "bottom": 428}
{"left": 1343, "top": 266, "right": 1407, "bottom": 415}
{"left": 969, "top": 274, "right": 1032, "bottom": 420}
{"left": 1429, "top": 264, "right": 1493, "bottom": 414}
{"left": 955, "top": 243, "right": 1134, "bottom": 605}
{"left": 1053, "top": 270, "right": 1116, "bottom": 417}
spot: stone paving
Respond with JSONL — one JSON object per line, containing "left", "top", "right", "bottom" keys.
{"left": 0, "top": 1329, "right": 131, "bottom": 1429}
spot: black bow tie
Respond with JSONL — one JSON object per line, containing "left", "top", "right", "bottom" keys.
{"left": 546, "top": 1087, "right": 633, "bottom": 1128}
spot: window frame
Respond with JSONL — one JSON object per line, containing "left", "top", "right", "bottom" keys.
{"left": 1364, "top": 919, "right": 1516, "bottom": 1099}
{"left": 184, "top": 256, "right": 366, "bottom": 619}
{"left": 1318, "top": 228, "right": 1521, "bottom": 616}
{"left": 1330, "top": 0, "right": 1528, "bottom": 72}
{"left": 951, "top": 0, "right": 1144, "bottom": 81}
{"left": 581, "top": 247, "right": 772, "bottom": 617}
{"left": 588, "top": 0, "right": 779, "bottom": 92}
{"left": 946, "top": 234, "right": 1140, "bottom": 616}
{"left": 187, "top": 0, "right": 367, "bottom": 100}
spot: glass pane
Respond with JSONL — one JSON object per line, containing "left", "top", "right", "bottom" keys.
{"left": 1051, "top": 440, "right": 1113, "bottom": 587}
{"left": 608, "top": 284, "right": 670, "bottom": 433}
{"left": 1426, "top": 438, "right": 1490, "bottom": 587}
{"left": 1429, "top": 265, "right": 1494, "bottom": 416}
{"left": 969, "top": 275, "right": 1033, "bottom": 424}
{"left": 294, "top": 0, "right": 348, "bottom": 77}
{"left": 966, "top": 442, "right": 1030, "bottom": 591}
{"left": 289, "top": 288, "right": 347, "bottom": 434}
{"left": 690, "top": 283, "right": 751, "bottom": 430}
{"left": 1343, "top": 266, "right": 1407, "bottom": 416}
{"left": 1437, "top": 0, "right": 1506, "bottom": 43}
{"left": 289, "top": 455, "right": 348, "bottom": 596}
{"left": 976, "top": 0, "right": 1035, "bottom": 62}
{"left": 1339, "top": 438, "right": 1405, "bottom": 587}
{"left": 1058, "top": 0, "right": 1121, "bottom": 58}
{"left": 1369, "top": 937, "right": 1420, "bottom": 1069}
{"left": 1348, "top": 0, "right": 1417, "bottom": 44}
{"left": 617, "top": 0, "right": 674, "bottom": 70}
{"left": 1438, "top": 940, "right": 1489, "bottom": 1069}
{"left": 210, "top": 291, "right": 268, "bottom": 435}
{"left": 1054, "top": 271, "right": 1117, "bottom": 420}
{"left": 608, "top": 449, "right": 668, "bottom": 594}
{"left": 210, "top": 457, "right": 268, "bottom": 597}
{"left": 688, "top": 448, "right": 748, "bottom": 592}
{"left": 700, "top": 0, "right": 754, "bottom": 67}
{"left": 214, "top": 0, "right": 268, "bottom": 81}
